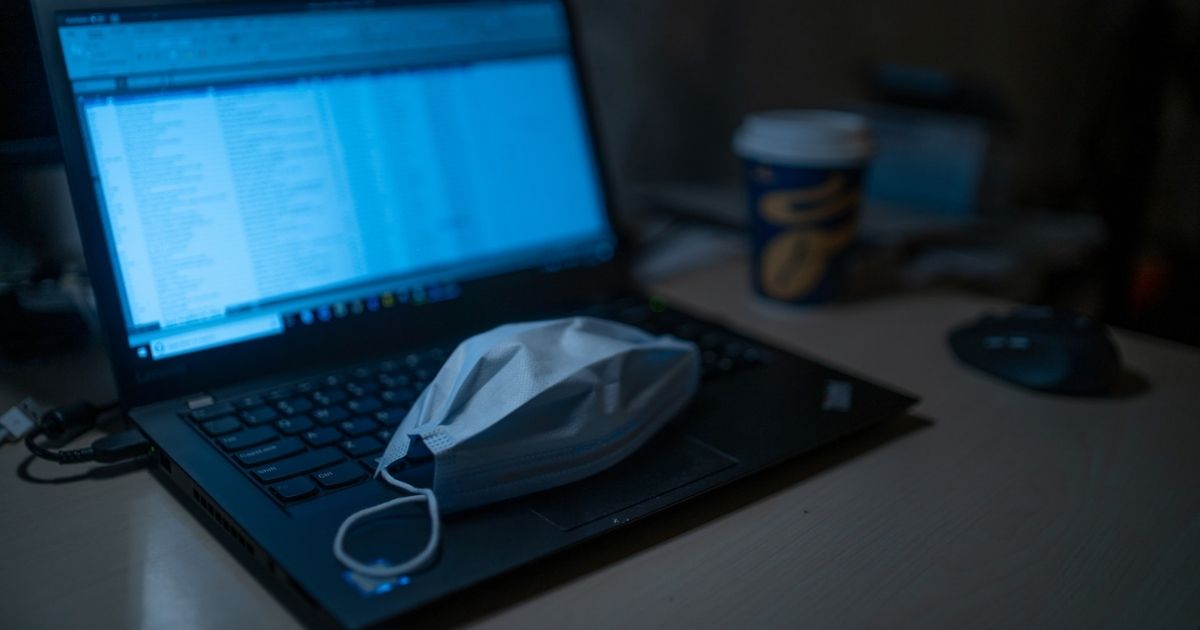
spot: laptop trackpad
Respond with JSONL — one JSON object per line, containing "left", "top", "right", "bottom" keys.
{"left": 526, "top": 434, "right": 739, "bottom": 531}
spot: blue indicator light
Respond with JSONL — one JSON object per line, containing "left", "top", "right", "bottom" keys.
{"left": 341, "top": 565, "right": 412, "bottom": 597}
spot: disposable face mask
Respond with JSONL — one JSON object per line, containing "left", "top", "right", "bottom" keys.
{"left": 334, "top": 316, "right": 700, "bottom": 578}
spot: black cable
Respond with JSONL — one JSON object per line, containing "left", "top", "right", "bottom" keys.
{"left": 22, "top": 398, "right": 147, "bottom": 465}
{"left": 17, "top": 452, "right": 149, "bottom": 485}
{"left": 25, "top": 428, "right": 94, "bottom": 463}
{"left": 24, "top": 427, "right": 151, "bottom": 464}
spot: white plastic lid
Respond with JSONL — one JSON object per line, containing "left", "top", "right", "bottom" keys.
{"left": 733, "top": 110, "right": 873, "bottom": 166}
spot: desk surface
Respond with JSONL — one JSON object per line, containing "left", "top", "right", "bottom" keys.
{"left": 2, "top": 256, "right": 1199, "bottom": 629}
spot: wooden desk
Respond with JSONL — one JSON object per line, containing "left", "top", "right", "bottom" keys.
{"left": 2, "top": 256, "right": 1199, "bottom": 629}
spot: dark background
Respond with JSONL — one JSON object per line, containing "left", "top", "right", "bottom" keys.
{"left": 2, "top": 0, "right": 1197, "bottom": 345}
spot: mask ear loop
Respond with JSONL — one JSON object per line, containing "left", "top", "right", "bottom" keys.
{"left": 332, "top": 467, "right": 441, "bottom": 578}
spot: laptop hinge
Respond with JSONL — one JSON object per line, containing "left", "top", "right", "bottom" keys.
{"left": 185, "top": 394, "right": 216, "bottom": 410}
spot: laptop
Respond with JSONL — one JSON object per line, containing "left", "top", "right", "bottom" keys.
{"left": 31, "top": 0, "right": 917, "bottom": 626}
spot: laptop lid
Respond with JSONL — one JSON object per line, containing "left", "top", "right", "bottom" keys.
{"left": 34, "top": 0, "right": 627, "bottom": 408}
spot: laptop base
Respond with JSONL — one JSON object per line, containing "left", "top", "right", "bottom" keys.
{"left": 135, "top": 299, "right": 916, "bottom": 628}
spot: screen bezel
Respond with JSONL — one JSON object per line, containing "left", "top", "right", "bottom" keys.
{"left": 32, "top": 0, "right": 631, "bottom": 408}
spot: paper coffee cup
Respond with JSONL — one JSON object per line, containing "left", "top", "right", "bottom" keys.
{"left": 734, "top": 110, "right": 873, "bottom": 305}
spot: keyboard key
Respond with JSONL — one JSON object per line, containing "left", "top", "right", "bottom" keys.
{"left": 233, "top": 395, "right": 265, "bottom": 409}
{"left": 312, "top": 461, "right": 366, "bottom": 489}
{"left": 301, "top": 426, "right": 342, "bottom": 447}
{"left": 313, "top": 389, "right": 348, "bottom": 406}
{"left": 241, "top": 406, "right": 279, "bottom": 426}
{"left": 276, "top": 415, "right": 314, "bottom": 435}
{"left": 374, "top": 407, "right": 408, "bottom": 426}
{"left": 347, "top": 397, "right": 382, "bottom": 414}
{"left": 743, "top": 346, "right": 770, "bottom": 364}
{"left": 217, "top": 426, "right": 278, "bottom": 451}
{"left": 351, "top": 366, "right": 376, "bottom": 380}
{"left": 377, "top": 428, "right": 394, "bottom": 442}
{"left": 345, "top": 381, "right": 379, "bottom": 397}
{"left": 699, "top": 332, "right": 724, "bottom": 349}
{"left": 379, "top": 359, "right": 401, "bottom": 372}
{"left": 200, "top": 416, "right": 241, "bottom": 436}
{"left": 236, "top": 437, "right": 304, "bottom": 466}
{"left": 294, "top": 380, "right": 318, "bottom": 394}
{"left": 270, "top": 477, "right": 318, "bottom": 502}
{"left": 381, "top": 388, "right": 417, "bottom": 404}
{"left": 359, "top": 456, "right": 382, "bottom": 474}
{"left": 311, "top": 405, "right": 350, "bottom": 425}
{"left": 339, "top": 436, "right": 383, "bottom": 458}
{"left": 416, "top": 350, "right": 443, "bottom": 368}
{"left": 339, "top": 418, "right": 379, "bottom": 437}
{"left": 378, "top": 373, "right": 409, "bottom": 388}
{"left": 190, "top": 403, "right": 235, "bottom": 421}
{"left": 277, "top": 397, "right": 314, "bottom": 416}
{"left": 251, "top": 448, "right": 344, "bottom": 483}
{"left": 721, "top": 341, "right": 746, "bottom": 359}
{"left": 265, "top": 386, "right": 294, "bottom": 401}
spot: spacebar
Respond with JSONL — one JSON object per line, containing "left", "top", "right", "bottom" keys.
{"left": 252, "top": 448, "right": 344, "bottom": 483}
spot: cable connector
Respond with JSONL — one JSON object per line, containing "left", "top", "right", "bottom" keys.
{"left": 25, "top": 428, "right": 151, "bottom": 465}
{"left": 91, "top": 430, "right": 153, "bottom": 463}
{"left": 0, "top": 399, "right": 40, "bottom": 443}
{"left": 38, "top": 401, "right": 118, "bottom": 442}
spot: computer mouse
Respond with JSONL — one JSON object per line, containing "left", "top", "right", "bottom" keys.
{"left": 948, "top": 307, "right": 1122, "bottom": 396}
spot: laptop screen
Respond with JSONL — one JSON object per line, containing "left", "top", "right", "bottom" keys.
{"left": 56, "top": 1, "right": 614, "bottom": 362}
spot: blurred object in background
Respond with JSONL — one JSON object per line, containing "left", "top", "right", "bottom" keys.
{"left": 573, "top": 0, "right": 1122, "bottom": 215}
{"left": 0, "top": 165, "right": 81, "bottom": 275}
{"left": 0, "top": 1, "right": 58, "bottom": 164}
{"left": 1, "top": 1, "right": 91, "bottom": 362}
{"left": 1, "top": 0, "right": 80, "bottom": 272}
{"left": 1082, "top": 0, "right": 1199, "bottom": 346}
{"left": 856, "top": 104, "right": 990, "bottom": 220}
{"left": 734, "top": 110, "right": 873, "bottom": 305}
{"left": 854, "top": 63, "right": 1007, "bottom": 225}
{"left": 574, "top": 0, "right": 1196, "bottom": 345}
{"left": 0, "top": 265, "right": 94, "bottom": 365}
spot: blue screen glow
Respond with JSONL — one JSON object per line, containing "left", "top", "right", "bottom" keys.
{"left": 58, "top": 2, "right": 613, "bottom": 360}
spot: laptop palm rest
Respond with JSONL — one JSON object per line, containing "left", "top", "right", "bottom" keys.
{"left": 525, "top": 431, "right": 740, "bottom": 531}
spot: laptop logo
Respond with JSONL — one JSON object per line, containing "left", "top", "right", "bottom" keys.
{"left": 821, "top": 379, "right": 853, "bottom": 412}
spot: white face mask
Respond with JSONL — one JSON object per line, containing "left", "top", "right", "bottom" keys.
{"left": 334, "top": 316, "right": 700, "bottom": 578}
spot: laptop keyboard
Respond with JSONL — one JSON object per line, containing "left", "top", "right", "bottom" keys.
{"left": 181, "top": 299, "right": 771, "bottom": 506}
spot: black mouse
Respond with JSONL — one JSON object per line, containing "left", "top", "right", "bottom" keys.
{"left": 948, "top": 307, "right": 1122, "bottom": 396}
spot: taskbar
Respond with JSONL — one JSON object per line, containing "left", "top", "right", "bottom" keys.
{"left": 130, "top": 280, "right": 462, "bottom": 361}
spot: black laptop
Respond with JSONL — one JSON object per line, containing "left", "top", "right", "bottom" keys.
{"left": 31, "top": 0, "right": 917, "bottom": 626}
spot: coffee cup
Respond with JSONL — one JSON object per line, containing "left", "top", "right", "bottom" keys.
{"left": 734, "top": 110, "right": 873, "bottom": 305}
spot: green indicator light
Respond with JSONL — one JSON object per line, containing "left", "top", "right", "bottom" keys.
{"left": 649, "top": 296, "right": 667, "bottom": 313}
